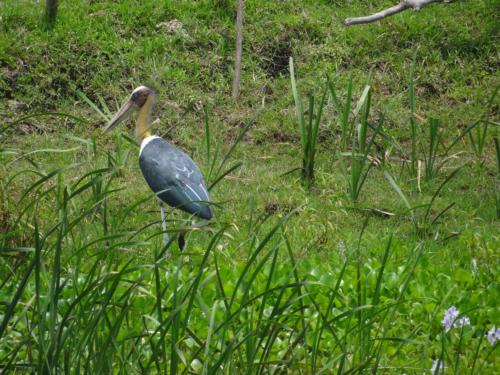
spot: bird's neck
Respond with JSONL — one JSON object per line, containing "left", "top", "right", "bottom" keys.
{"left": 136, "top": 96, "right": 154, "bottom": 140}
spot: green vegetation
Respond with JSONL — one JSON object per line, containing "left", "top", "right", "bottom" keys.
{"left": 289, "top": 57, "right": 326, "bottom": 189}
{"left": 1, "top": 0, "right": 499, "bottom": 373}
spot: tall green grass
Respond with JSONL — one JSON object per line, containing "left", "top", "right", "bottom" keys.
{"left": 339, "top": 85, "right": 383, "bottom": 205}
{"left": 289, "top": 57, "right": 326, "bottom": 189}
{"left": 0, "top": 125, "right": 475, "bottom": 373}
{"left": 407, "top": 74, "right": 499, "bottom": 185}
{"left": 289, "top": 64, "right": 382, "bottom": 202}
{"left": 384, "top": 168, "right": 461, "bottom": 237}
{"left": 422, "top": 117, "right": 443, "bottom": 181}
{"left": 330, "top": 77, "right": 354, "bottom": 150}
{"left": 468, "top": 86, "right": 500, "bottom": 160}
{"left": 1, "top": 107, "right": 498, "bottom": 373}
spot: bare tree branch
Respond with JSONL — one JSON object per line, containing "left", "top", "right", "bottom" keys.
{"left": 344, "top": 0, "right": 453, "bottom": 26}
{"left": 232, "top": 0, "right": 245, "bottom": 99}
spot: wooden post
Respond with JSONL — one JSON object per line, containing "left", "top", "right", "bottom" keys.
{"left": 232, "top": 0, "right": 244, "bottom": 99}
{"left": 44, "top": 0, "right": 58, "bottom": 29}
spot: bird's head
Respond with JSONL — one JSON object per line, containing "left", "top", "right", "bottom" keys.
{"left": 103, "top": 86, "right": 156, "bottom": 134}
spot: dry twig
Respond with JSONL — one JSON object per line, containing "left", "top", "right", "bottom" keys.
{"left": 344, "top": 0, "right": 453, "bottom": 26}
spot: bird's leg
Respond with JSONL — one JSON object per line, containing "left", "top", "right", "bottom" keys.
{"left": 176, "top": 214, "right": 189, "bottom": 251}
{"left": 178, "top": 218, "right": 209, "bottom": 250}
{"left": 178, "top": 230, "right": 185, "bottom": 251}
{"left": 159, "top": 201, "right": 169, "bottom": 246}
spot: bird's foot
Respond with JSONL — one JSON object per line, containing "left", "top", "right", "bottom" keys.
{"left": 178, "top": 232, "right": 185, "bottom": 251}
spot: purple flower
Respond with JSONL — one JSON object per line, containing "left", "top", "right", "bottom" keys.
{"left": 457, "top": 316, "right": 470, "bottom": 328}
{"left": 441, "top": 306, "right": 471, "bottom": 332}
{"left": 442, "top": 306, "right": 459, "bottom": 332}
{"left": 486, "top": 325, "right": 500, "bottom": 346}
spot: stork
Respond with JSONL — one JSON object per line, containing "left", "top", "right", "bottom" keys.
{"left": 104, "top": 86, "right": 213, "bottom": 249}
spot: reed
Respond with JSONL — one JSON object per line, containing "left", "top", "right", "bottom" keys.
{"left": 289, "top": 57, "right": 327, "bottom": 189}
{"left": 338, "top": 85, "right": 382, "bottom": 204}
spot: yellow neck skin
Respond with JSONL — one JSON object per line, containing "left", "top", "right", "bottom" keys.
{"left": 135, "top": 96, "right": 154, "bottom": 140}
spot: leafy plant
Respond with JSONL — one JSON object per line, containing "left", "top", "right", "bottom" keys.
{"left": 384, "top": 168, "right": 461, "bottom": 237}
{"left": 407, "top": 77, "right": 499, "bottom": 184}
{"left": 468, "top": 87, "right": 500, "bottom": 159}
{"left": 494, "top": 136, "right": 500, "bottom": 174}
{"left": 423, "top": 117, "right": 443, "bottom": 181}
{"left": 407, "top": 65, "right": 445, "bottom": 182}
{"left": 338, "top": 85, "right": 382, "bottom": 204}
{"left": 328, "top": 76, "right": 354, "bottom": 150}
{"left": 468, "top": 121, "right": 489, "bottom": 159}
{"left": 289, "top": 57, "right": 327, "bottom": 189}
{"left": 408, "top": 61, "right": 419, "bottom": 177}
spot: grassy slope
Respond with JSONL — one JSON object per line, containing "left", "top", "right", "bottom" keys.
{"left": 1, "top": 0, "right": 499, "bottom": 372}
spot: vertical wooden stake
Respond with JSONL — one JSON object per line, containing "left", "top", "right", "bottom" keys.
{"left": 44, "top": 0, "right": 58, "bottom": 30}
{"left": 232, "top": 0, "right": 244, "bottom": 99}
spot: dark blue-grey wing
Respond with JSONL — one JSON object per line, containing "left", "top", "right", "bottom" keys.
{"left": 139, "top": 137, "right": 213, "bottom": 220}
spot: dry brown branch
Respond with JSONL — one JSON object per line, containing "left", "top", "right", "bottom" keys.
{"left": 344, "top": 0, "right": 453, "bottom": 26}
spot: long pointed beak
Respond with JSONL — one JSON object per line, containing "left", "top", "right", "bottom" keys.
{"left": 103, "top": 100, "right": 135, "bottom": 134}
